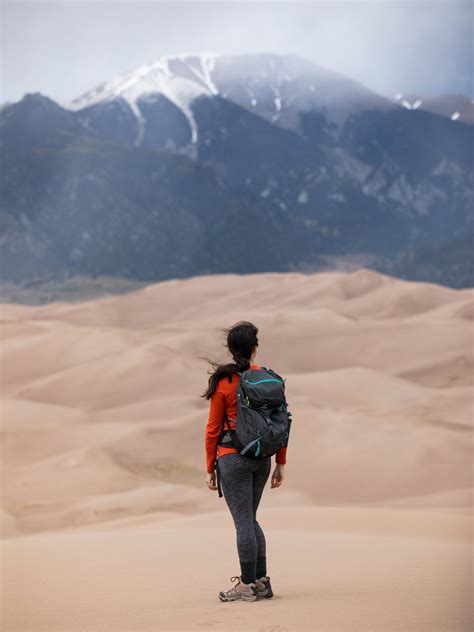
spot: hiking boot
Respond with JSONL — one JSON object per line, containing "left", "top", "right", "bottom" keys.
{"left": 255, "top": 575, "right": 273, "bottom": 598}
{"left": 218, "top": 575, "right": 258, "bottom": 602}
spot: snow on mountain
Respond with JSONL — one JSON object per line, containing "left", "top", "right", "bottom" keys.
{"left": 68, "top": 53, "right": 220, "bottom": 144}
{"left": 392, "top": 92, "right": 474, "bottom": 124}
{"left": 395, "top": 94, "right": 423, "bottom": 110}
{"left": 67, "top": 53, "right": 393, "bottom": 149}
{"left": 209, "top": 53, "right": 393, "bottom": 131}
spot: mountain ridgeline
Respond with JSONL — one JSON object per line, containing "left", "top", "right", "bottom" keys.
{"left": 1, "top": 53, "right": 473, "bottom": 288}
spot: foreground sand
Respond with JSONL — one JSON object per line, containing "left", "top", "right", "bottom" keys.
{"left": 3, "top": 505, "right": 471, "bottom": 631}
{"left": 1, "top": 268, "right": 473, "bottom": 631}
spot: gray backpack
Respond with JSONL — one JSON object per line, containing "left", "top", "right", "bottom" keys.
{"left": 215, "top": 366, "right": 292, "bottom": 496}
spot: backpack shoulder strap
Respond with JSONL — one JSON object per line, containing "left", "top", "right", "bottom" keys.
{"left": 227, "top": 370, "right": 243, "bottom": 383}
{"left": 222, "top": 410, "right": 233, "bottom": 433}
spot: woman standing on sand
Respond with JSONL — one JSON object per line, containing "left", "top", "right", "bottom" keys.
{"left": 201, "top": 321, "right": 287, "bottom": 602}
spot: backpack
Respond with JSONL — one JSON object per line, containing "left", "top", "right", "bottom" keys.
{"left": 215, "top": 366, "right": 292, "bottom": 497}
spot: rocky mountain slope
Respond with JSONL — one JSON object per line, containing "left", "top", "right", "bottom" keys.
{"left": 1, "top": 53, "right": 472, "bottom": 288}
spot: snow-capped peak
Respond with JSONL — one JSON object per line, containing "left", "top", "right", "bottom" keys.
{"left": 66, "top": 52, "right": 398, "bottom": 149}
{"left": 68, "top": 53, "right": 221, "bottom": 145}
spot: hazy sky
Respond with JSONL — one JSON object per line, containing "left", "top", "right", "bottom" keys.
{"left": 1, "top": 1, "right": 472, "bottom": 105}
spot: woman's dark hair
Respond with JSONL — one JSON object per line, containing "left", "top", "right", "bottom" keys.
{"left": 200, "top": 321, "right": 259, "bottom": 400}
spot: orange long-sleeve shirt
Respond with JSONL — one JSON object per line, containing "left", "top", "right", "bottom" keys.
{"left": 205, "top": 362, "right": 287, "bottom": 473}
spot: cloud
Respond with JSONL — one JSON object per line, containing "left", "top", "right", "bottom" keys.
{"left": 1, "top": 1, "right": 472, "bottom": 104}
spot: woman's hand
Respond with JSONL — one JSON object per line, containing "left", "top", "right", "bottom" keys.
{"left": 206, "top": 471, "right": 217, "bottom": 491}
{"left": 271, "top": 464, "right": 285, "bottom": 488}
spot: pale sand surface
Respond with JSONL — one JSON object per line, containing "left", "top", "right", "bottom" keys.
{"left": 2, "top": 506, "right": 472, "bottom": 632}
{"left": 1, "top": 268, "right": 473, "bottom": 631}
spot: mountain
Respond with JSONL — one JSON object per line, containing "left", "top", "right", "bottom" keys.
{"left": 378, "top": 232, "right": 474, "bottom": 289}
{"left": 2, "top": 94, "right": 329, "bottom": 282}
{"left": 67, "top": 53, "right": 396, "bottom": 152}
{"left": 391, "top": 92, "right": 474, "bottom": 125}
{"left": 64, "top": 53, "right": 474, "bottom": 252}
{"left": 2, "top": 93, "right": 85, "bottom": 149}
{"left": 1, "top": 53, "right": 473, "bottom": 288}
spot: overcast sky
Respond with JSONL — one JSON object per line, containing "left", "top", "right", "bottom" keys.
{"left": 1, "top": 1, "right": 472, "bottom": 105}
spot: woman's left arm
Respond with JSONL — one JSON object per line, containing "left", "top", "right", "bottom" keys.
{"left": 204, "top": 389, "right": 226, "bottom": 476}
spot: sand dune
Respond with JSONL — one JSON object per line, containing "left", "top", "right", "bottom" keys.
{"left": 1, "top": 268, "right": 473, "bottom": 630}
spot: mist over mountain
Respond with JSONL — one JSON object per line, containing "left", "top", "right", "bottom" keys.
{"left": 1, "top": 53, "right": 472, "bottom": 289}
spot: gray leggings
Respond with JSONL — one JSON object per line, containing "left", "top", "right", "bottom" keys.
{"left": 217, "top": 453, "right": 272, "bottom": 575}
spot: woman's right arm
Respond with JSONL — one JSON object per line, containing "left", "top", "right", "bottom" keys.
{"left": 271, "top": 463, "right": 285, "bottom": 488}
{"left": 272, "top": 440, "right": 288, "bottom": 488}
